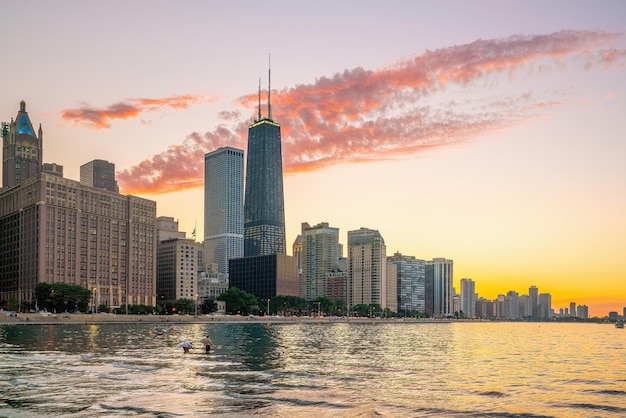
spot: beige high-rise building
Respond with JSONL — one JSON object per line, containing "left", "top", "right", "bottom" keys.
{"left": 300, "top": 222, "right": 341, "bottom": 301}
{"left": 156, "top": 238, "right": 202, "bottom": 304}
{"left": 347, "top": 228, "right": 387, "bottom": 310}
{"left": 0, "top": 172, "right": 157, "bottom": 310}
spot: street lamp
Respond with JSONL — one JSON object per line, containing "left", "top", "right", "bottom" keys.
{"left": 92, "top": 287, "right": 97, "bottom": 315}
{"left": 316, "top": 301, "right": 321, "bottom": 317}
{"left": 195, "top": 294, "right": 199, "bottom": 317}
{"left": 267, "top": 298, "right": 270, "bottom": 316}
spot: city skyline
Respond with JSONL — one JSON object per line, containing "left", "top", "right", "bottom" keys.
{"left": 1, "top": 1, "right": 625, "bottom": 316}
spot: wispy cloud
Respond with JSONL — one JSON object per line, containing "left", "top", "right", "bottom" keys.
{"left": 61, "top": 94, "right": 212, "bottom": 129}
{"left": 115, "top": 30, "right": 624, "bottom": 195}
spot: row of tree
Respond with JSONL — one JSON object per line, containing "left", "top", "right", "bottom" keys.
{"left": 12, "top": 283, "right": 430, "bottom": 318}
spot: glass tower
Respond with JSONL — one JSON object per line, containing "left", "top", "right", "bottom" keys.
{"left": 243, "top": 73, "right": 286, "bottom": 257}
{"left": 204, "top": 147, "right": 244, "bottom": 274}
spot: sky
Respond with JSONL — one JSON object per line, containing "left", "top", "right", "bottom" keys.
{"left": 2, "top": 0, "right": 625, "bottom": 316}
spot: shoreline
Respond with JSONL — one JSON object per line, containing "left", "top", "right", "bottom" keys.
{"left": 0, "top": 312, "right": 462, "bottom": 326}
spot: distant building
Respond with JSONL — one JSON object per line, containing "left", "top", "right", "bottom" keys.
{"left": 2, "top": 101, "right": 43, "bottom": 190}
{"left": 156, "top": 238, "right": 202, "bottom": 305}
{"left": 388, "top": 252, "right": 425, "bottom": 315}
{"left": 0, "top": 171, "right": 157, "bottom": 310}
{"left": 529, "top": 285, "right": 539, "bottom": 316}
{"left": 204, "top": 147, "right": 244, "bottom": 274}
{"left": 538, "top": 293, "right": 552, "bottom": 319}
{"left": 505, "top": 291, "right": 520, "bottom": 319}
{"left": 427, "top": 258, "right": 454, "bottom": 317}
{"left": 228, "top": 254, "right": 299, "bottom": 300}
{"left": 576, "top": 304, "right": 589, "bottom": 319}
{"left": 347, "top": 228, "right": 387, "bottom": 310}
{"left": 292, "top": 223, "right": 307, "bottom": 297}
{"left": 569, "top": 302, "right": 577, "bottom": 318}
{"left": 198, "top": 264, "right": 228, "bottom": 303}
{"left": 386, "top": 261, "right": 398, "bottom": 314}
{"left": 460, "top": 278, "right": 476, "bottom": 318}
{"left": 299, "top": 222, "right": 341, "bottom": 301}
{"left": 80, "top": 159, "right": 119, "bottom": 193}
{"left": 156, "top": 216, "right": 186, "bottom": 242}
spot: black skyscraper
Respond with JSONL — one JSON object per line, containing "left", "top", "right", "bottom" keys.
{"left": 243, "top": 68, "right": 286, "bottom": 257}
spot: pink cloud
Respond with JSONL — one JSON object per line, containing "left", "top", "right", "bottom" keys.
{"left": 116, "top": 30, "right": 624, "bottom": 195}
{"left": 61, "top": 94, "right": 213, "bottom": 129}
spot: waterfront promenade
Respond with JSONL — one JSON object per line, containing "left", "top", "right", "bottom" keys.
{"left": 0, "top": 311, "right": 454, "bottom": 325}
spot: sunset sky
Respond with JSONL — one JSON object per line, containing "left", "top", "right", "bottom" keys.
{"left": 2, "top": 1, "right": 625, "bottom": 316}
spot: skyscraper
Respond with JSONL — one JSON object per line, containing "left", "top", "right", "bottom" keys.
{"left": 300, "top": 222, "right": 341, "bottom": 301}
{"left": 80, "top": 159, "right": 119, "bottom": 192}
{"left": 228, "top": 67, "right": 298, "bottom": 300}
{"left": 460, "top": 278, "right": 476, "bottom": 318}
{"left": 388, "top": 252, "right": 426, "bottom": 315}
{"left": 426, "top": 258, "right": 454, "bottom": 317}
{"left": 347, "top": 228, "right": 387, "bottom": 310}
{"left": 243, "top": 69, "right": 286, "bottom": 257}
{"left": 204, "top": 147, "right": 244, "bottom": 274}
{"left": 2, "top": 101, "right": 43, "bottom": 190}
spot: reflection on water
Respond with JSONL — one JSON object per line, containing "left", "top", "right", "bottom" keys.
{"left": 1, "top": 322, "right": 625, "bottom": 417}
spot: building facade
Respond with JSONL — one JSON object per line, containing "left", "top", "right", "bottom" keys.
{"left": 388, "top": 252, "right": 426, "bottom": 315}
{"left": 426, "top": 258, "right": 454, "bottom": 317}
{"left": 228, "top": 254, "right": 299, "bottom": 300}
{"left": 459, "top": 278, "right": 476, "bottom": 318}
{"left": 156, "top": 238, "right": 202, "bottom": 304}
{"left": 0, "top": 172, "right": 157, "bottom": 310}
{"left": 300, "top": 222, "right": 341, "bottom": 301}
{"left": 204, "top": 147, "right": 244, "bottom": 274}
{"left": 80, "top": 159, "right": 119, "bottom": 193}
{"left": 347, "top": 228, "right": 387, "bottom": 310}
{"left": 243, "top": 81, "right": 286, "bottom": 257}
{"left": 2, "top": 101, "right": 43, "bottom": 190}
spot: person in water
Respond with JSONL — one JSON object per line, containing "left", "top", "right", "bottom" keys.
{"left": 204, "top": 335, "right": 213, "bottom": 354}
{"left": 182, "top": 341, "right": 193, "bottom": 353}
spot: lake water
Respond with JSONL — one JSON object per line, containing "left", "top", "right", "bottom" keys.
{"left": 0, "top": 321, "right": 625, "bottom": 417}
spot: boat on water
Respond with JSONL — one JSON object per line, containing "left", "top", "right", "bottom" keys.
{"left": 616, "top": 320, "right": 624, "bottom": 329}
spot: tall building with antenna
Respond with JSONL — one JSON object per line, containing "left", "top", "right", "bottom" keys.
{"left": 229, "top": 62, "right": 298, "bottom": 300}
{"left": 243, "top": 62, "right": 286, "bottom": 257}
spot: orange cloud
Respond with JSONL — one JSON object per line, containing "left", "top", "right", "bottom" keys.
{"left": 117, "top": 30, "right": 624, "bottom": 195}
{"left": 61, "top": 94, "right": 212, "bottom": 129}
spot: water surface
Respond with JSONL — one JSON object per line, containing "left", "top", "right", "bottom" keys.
{"left": 1, "top": 321, "right": 624, "bottom": 417}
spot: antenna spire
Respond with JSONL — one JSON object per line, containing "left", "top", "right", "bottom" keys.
{"left": 268, "top": 54, "right": 272, "bottom": 120}
{"left": 258, "top": 77, "right": 262, "bottom": 121}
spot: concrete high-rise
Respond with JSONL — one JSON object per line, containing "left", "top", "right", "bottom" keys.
{"left": 80, "top": 159, "right": 119, "bottom": 193}
{"left": 300, "top": 222, "right": 341, "bottom": 301}
{"left": 2, "top": 101, "right": 43, "bottom": 190}
{"left": 204, "top": 147, "right": 244, "bottom": 274}
{"left": 0, "top": 171, "right": 157, "bottom": 309}
{"left": 460, "top": 278, "right": 476, "bottom": 318}
{"left": 243, "top": 69, "right": 286, "bottom": 257}
{"left": 347, "top": 228, "right": 387, "bottom": 310}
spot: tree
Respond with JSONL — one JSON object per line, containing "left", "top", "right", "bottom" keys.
{"left": 217, "top": 287, "right": 258, "bottom": 315}
{"left": 174, "top": 298, "right": 196, "bottom": 314}
{"left": 312, "top": 296, "right": 336, "bottom": 316}
{"left": 201, "top": 299, "right": 218, "bottom": 314}
{"left": 34, "top": 283, "right": 91, "bottom": 313}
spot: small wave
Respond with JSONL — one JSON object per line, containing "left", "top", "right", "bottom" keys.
{"left": 583, "top": 389, "right": 626, "bottom": 396}
{"left": 476, "top": 390, "right": 509, "bottom": 398}
{"left": 112, "top": 362, "right": 159, "bottom": 371}
{"left": 565, "top": 402, "right": 626, "bottom": 413}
